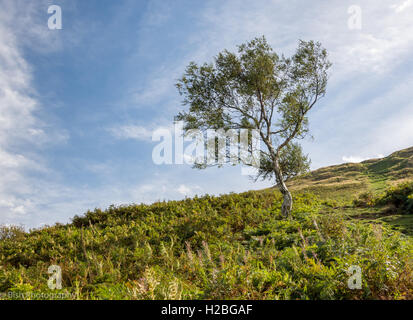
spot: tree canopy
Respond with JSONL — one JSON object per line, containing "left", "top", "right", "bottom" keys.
{"left": 176, "top": 36, "right": 331, "bottom": 217}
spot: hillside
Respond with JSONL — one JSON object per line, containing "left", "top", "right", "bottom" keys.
{"left": 0, "top": 147, "right": 412, "bottom": 300}
{"left": 287, "top": 146, "right": 413, "bottom": 201}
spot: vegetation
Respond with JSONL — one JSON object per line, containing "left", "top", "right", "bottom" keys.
{"left": 258, "top": 142, "right": 311, "bottom": 182}
{"left": 0, "top": 147, "right": 412, "bottom": 300}
{"left": 286, "top": 146, "right": 413, "bottom": 202}
{"left": 176, "top": 36, "right": 331, "bottom": 217}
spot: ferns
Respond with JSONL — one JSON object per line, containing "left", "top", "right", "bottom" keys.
{"left": 0, "top": 189, "right": 412, "bottom": 299}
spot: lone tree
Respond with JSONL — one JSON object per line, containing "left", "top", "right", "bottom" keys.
{"left": 176, "top": 37, "right": 331, "bottom": 217}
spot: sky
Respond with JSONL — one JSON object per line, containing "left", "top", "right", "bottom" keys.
{"left": 0, "top": 0, "right": 412, "bottom": 228}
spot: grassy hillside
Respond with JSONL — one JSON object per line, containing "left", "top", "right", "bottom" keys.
{"left": 0, "top": 147, "right": 412, "bottom": 300}
{"left": 287, "top": 146, "right": 413, "bottom": 201}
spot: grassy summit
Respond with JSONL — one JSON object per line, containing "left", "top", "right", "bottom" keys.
{"left": 0, "top": 147, "right": 412, "bottom": 300}
{"left": 287, "top": 146, "right": 413, "bottom": 201}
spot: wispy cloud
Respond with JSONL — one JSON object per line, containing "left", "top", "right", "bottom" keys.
{"left": 110, "top": 125, "right": 154, "bottom": 141}
{"left": 110, "top": 122, "right": 174, "bottom": 142}
{"left": 0, "top": 3, "right": 44, "bottom": 220}
{"left": 0, "top": 0, "right": 68, "bottom": 226}
{"left": 177, "top": 184, "right": 202, "bottom": 197}
{"left": 391, "top": 0, "right": 413, "bottom": 13}
{"left": 342, "top": 154, "right": 384, "bottom": 163}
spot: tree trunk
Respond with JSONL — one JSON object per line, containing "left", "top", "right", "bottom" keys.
{"left": 273, "top": 156, "right": 293, "bottom": 218}
{"left": 262, "top": 136, "right": 293, "bottom": 218}
{"left": 280, "top": 188, "right": 293, "bottom": 218}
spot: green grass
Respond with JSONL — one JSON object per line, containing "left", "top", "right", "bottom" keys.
{"left": 0, "top": 147, "right": 412, "bottom": 300}
{"left": 381, "top": 215, "right": 413, "bottom": 236}
{"left": 286, "top": 146, "right": 413, "bottom": 202}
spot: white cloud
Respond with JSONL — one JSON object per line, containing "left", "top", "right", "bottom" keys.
{"left": 391, "top": 0, "right": 413, "bottom": 12}
{"left": 342, "top": 156, "right": 368, "bottom": 163}
{"left": 342, "top": 154, "right": 384, "bottom": 163}
{"left": 177, "top": 184, "right": 192, "bottom": 196}
{"left": 110, "top": 122, "right": 175, "bottom": 142}
{"left": 0, "top": 0, "right": 69, "bottom": 226}
{"left": 0, "top": 15, "right": 42, "bottom": 221}
{"left": 131, "top": 70, "right": 177, "bottom": 107}
{"left": 177, "top": 184, "right": 203, "bottom": 197}
{"left": 110, "top": 125, "right": 154, "bottom": 141}
{"left": 131, "top": 0, "right": 413, "bottom": 110}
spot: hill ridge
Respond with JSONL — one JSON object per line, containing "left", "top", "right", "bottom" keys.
{"left": 0, "top": 146, "right": 412, "bottom": 300}
{"left": 286, "top": 146, "right": 413, "bottom": 201}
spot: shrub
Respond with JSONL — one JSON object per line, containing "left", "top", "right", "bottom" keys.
{"left": 376, "top": 182, "right": 413, "bottom": 214}
{"left": 353, "top": 191, "right": 376, "bottom": 207}
{"left": 0, "top": 189, "right": 412, "bottom": 300}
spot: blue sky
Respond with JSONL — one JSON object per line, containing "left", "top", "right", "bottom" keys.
{"left": 1, "top": 0, "right": 413, "bottom": 228}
